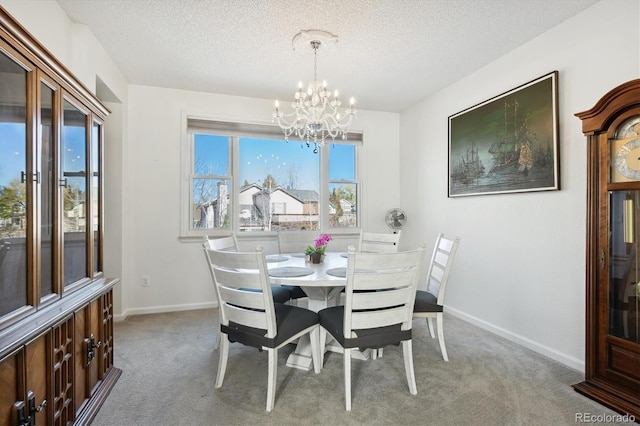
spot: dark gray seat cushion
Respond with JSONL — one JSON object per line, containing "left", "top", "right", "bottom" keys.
{"left": 318, "top": 306, "right": 411, "bottom": 350}
{"left": 413, "top": 290, "right": 443, "bottom": 313}
{"left": 221, "top": 303, "right": 318, "bottom": 349}
{"left": 271, "top": 285, "right": 293, "bottom": 304}
{"left": 282, "top": 285, "right": 306, "bottom": 299}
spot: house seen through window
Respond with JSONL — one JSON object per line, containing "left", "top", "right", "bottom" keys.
{"left": 185, "top": 118, "right": 360, "bottom": 235}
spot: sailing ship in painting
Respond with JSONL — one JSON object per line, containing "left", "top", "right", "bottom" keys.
{"left": 451, "top": 98, "right": 553, "bottom": 191}
{"left": 451, "top": 141, "right": 485, "bottom": 185}
{"left": 487, "top": 100, "right": 538, "bottom": 176}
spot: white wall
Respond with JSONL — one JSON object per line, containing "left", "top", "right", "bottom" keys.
{"left": 123, "top": 85, "right": 400, "bottom": 316}
{"left": 400, "top": 0, "right": 640, "bottom": 371}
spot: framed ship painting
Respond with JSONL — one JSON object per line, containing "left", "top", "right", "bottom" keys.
{"left": 448, "top": 71, "right": 559, "bottom": 197}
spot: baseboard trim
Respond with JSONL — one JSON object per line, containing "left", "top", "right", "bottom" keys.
{"left": 114, "top": 301, "right": 219, "bottom": 322}
{"left": 445, "top": 306, "right": 584, "bottom": 372}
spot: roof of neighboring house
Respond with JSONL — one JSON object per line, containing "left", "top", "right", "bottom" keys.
{"left": 283, "top": 188, "right": 319, "bottom": 203}
{"left": 252, "top": 186, "right": 319, "bottom": 204}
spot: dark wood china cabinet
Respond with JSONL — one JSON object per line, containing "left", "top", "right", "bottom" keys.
{"left": 573, "top": 79, "right": 640, "bottom": 418}
{"left": 0, "top": 7, "right": 120, "bottom": 426}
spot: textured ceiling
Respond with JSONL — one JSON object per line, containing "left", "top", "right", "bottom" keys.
{"left": 56, "top": 0, "right": 599, "bottom": 112}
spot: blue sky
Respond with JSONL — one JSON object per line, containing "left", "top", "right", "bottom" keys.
{"left": 194, "top": 135, "right": 355, "bottom": 192}
{"left": 1, "top": 123, "right": 87, "bottom": 188}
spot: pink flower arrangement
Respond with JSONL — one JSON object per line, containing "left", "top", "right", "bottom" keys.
{"left": 306, "top": 234, "right": 332, "bottom": 255}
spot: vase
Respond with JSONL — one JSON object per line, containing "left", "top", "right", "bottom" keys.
{"left": 310, "top": 252, "right": 323, "bottom": 264}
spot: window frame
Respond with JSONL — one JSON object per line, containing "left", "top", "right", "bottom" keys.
{"left": 180, "top": 113, "right": 362, "bottom": 239}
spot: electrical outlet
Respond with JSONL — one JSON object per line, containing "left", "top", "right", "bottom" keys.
{"left": 142, "top": 275, "right": 150, "bottom": 287}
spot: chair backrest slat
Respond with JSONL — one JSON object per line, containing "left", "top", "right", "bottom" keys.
{"left": 351, "top": 269, "right": 417, "bottom": 291}
{"left": 214, "top": 267, "right": 263, "bottom": 291}
{"left": 204, "top": 234, "right": 239, "bottom": 251}
{"left": 343, "top": 245, "right": 426, "bottom": 335}
{"left": 218, "top": 286, "right": 266, "bottom": 310}
{"left": 277, "top": 230, "right": 319, "bottom": 254}
{"left": 425, "top": 233, "right": 460, "bottom": 306}
{"left": 224, "top": 304, "right": 270, "bottom": 330}
{"left": 204, "top": 245, "right": 277, "bottom": 338}
{"left": 351, "top": 288, "right": 413, "bottom": 310}
{"left": 351, "top": 306, "right": 408, "bottom": 330}
{"left": 359, "top": 231, "right": 401, "bottom": 253}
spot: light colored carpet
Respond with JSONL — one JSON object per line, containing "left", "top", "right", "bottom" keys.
{"left": 91, "top": 309, "right": 626, "bottom": 426}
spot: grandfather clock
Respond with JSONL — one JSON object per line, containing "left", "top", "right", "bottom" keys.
{"left": 573, "top": 79, "right": 640, "bottom": 418}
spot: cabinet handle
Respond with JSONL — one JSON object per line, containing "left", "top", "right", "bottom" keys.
{"left": 27, "top": 391, "right": 46, "bottom": 425}
{"left": 85, "top": 333, "right": 102, "bottom": 366}
{"left": 12, "top": 400, "right": 28, "bottom": 426}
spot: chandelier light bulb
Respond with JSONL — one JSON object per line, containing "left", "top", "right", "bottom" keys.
{"left": 275, "top": 100, "right": 279, "bottom": 108}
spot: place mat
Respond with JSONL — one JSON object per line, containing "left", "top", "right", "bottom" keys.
{"left": 269, "top": 267, "right": 314, "bottom": 278}
{"left": 290, "top": 253, "right": 307, "bottom": 258}
{"left": 266, "top": 255, "right": 288, "bottom": 263}
{"left": 326, "top": 267, "right": 347, "bottom": 278}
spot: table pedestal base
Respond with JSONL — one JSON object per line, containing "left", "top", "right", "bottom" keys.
{"left": 285, "top": 287, "right": 370, "bottom": 371}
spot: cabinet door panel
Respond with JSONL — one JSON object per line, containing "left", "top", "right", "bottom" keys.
{"left": 0, "top": 46, "right": 30, "bottom": 318}
{"left": 0, "top": 349, "right": 23, "bottom": 426}
{"left": 38, "top": 77, "right": 57, "bottom": 301}
{"left": 25, "top": 331, "right": 50, "bottom": 426}
{"left": 62, "top": 99, "right": 88, "bottom": 287}
{"left": 52, "top": 316, "right": 73, "bottom": 425}
{"left": 74, "top": 299, "right": 100, "bottom": 415}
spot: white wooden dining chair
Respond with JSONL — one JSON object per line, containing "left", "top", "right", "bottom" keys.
{"left": 358, "top": 230, "right": 402, "bottom": 253}
{"left": 277, "top": 230, "right": 319, "bottom": 301}
{"left": 318, "top": 245, "right": 426, "bottom": 411}
{"left": 413, "top": 233, "right": 460, "bottom": 361}
{"left": 204, "top": 246, "right": 321, "bottom": 412}
{"left": 203, "top": 235, "right": 292, "bottom": 350}
{"left": 356, "top": 230, "right": 402, "bottom": 359}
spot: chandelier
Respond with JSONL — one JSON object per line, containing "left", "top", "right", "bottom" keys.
{"left": 272, "top": 29, "right": 357, "bottom": 153}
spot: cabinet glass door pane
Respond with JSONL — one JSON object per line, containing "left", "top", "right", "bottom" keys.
{"left": 62, "top": 99, "right": 87, "bottom": 286}
{"left": 0, "top": 52, "right": 28, "bottom": 316}
{"left": 40, "top": 82, "right": 54, "bottom": 297}
{"left": 609, "top": 190, "right": 640, "bottom": 343}
{"left": 91, "top": 121, "right": 100, "bottom": 275}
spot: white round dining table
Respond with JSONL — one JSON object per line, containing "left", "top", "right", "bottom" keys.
{"left": 267, "top": 252, "right": 368, "bottom": 371}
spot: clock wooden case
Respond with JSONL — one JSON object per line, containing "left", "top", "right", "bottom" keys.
{"left": 573, "top": 79, "right": 640, "bottom": 418}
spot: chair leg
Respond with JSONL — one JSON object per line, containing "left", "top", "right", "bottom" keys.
{"left": 214, "top": 332, "right": 221, "bottom": 350}
{"left": 319, "top": 327, "right": 327, "bottom": 370}
{"left": 310, "top": 326, "right": 321, "bottom": 374}
{"left": 266, "top": 348, "right": 277, "bottom": 412}
{"left": 436, "top": 313, "right": 449, "bottom": 362}
{"left": 402, "top": 340, "right": 417, "bottom": 395}
{"left": 215, "top": 334, "right": 229, "bottom": 388}
{"left": 427, "top": 317, "right": 436, "bottom": 338}
{"left": 344, "top": 348, "right": 352, "bottom": 411}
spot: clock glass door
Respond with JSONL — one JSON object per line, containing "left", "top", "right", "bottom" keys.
{"left": 609, "top": 190, "right": 640, "bottom": 342}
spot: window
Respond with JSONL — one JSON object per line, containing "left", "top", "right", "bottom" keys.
{"left": 182, "top": 117, "right": 361, "bottom": 236}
